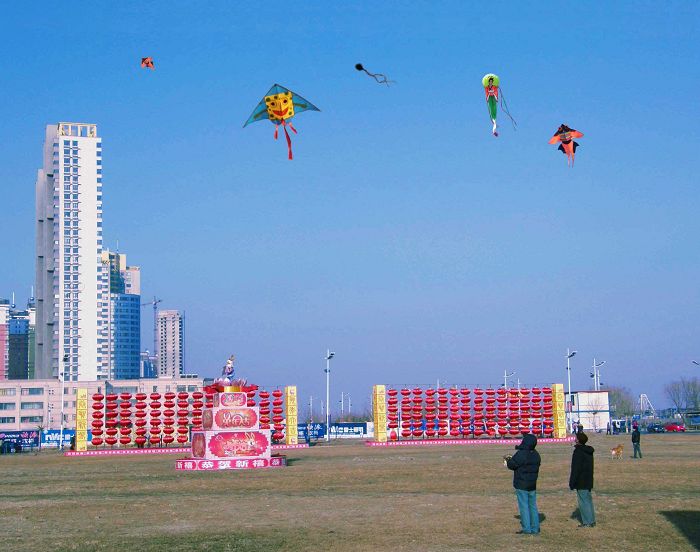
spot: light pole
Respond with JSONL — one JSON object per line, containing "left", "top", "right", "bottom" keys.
{"left": 503, "top": 370, "right": 516, "bottom": 389}
{"left": 591, "top": 358, "right": 606, "bottom": 391}
{"left": 566, "top": 349, "right": 577, "bottom": 431}
{"left": 59, "top": 354, "right": 69, "bottom": 450}
{"left": 324, "top": 350, "right": 335, "bottom": 442}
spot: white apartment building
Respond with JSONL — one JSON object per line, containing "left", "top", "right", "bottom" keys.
{"left": 157, "top": 310, "right": 183, "bottom": 377}
{"left": 35, "top": 123, "right": 106, "bottom": 381}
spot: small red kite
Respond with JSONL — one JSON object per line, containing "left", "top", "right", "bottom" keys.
{"left": 141, "top": 57, "right": 154, "bottom": 70}
{"left": 549, "top": 124, "right": 583, "bottom": 167}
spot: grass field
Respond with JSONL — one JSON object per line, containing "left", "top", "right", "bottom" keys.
{"left": 1, "top": 433, "right": 699, "bottom": 551}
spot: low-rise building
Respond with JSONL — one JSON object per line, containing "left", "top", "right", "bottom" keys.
{"left": 0, "top": 376, "right": 203, "bottom": 431}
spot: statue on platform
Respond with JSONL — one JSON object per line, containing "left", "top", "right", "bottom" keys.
{"left": 215, "top": 355, "right": 247, "bottom": 389}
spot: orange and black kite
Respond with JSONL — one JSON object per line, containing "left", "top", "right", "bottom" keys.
{"left": 141, "top": 57, "right": 155, "bottom": 70}
{"left": 549, "top": 124, "right": 583, "bottom": 167}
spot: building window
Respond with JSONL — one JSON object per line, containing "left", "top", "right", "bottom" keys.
{"left": 20, "top": 402, "right": 44, "bottom": 410}
{"left": 0, "top": 389, "right": 17, "bottom": 396}
{"left": 20, "top": 416, "right": 43, "bottom": 424}
{"left": 20, "top": 388, "right": 44, "bottom": 396}
{"left": 0, "top": 403, "right": 16, "bottom": 410}
{"left": 0, "top": 417, "right": 16, "bottom": 424}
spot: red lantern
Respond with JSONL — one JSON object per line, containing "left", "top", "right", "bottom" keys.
{"left": 119, "top": 393, "right": 132, "bottom": 401}
{"left": 149, "top": 436, "right": 161, "bottom": 445}
{"left": 247, "top": 399, "right": 255, "bottom": 407}
{"left": 91, "top": 437, "right": 103, "bottom": 446}
{"left": 105, "top": 437, "right": 117, "bottom": 446}
{"left": 272, "top": 389, "right": 283, "bottom": 398}
{"left": 259, "top": 390, "right": 270, "bottom": 399}
{"left": 119, "top": 436, "right": 131, "bottom": 445}
{"left": 191, "top": 409, "right": 203, "bottom": 417}
{"left": 192, "top": 391, "right": 204, "bottom": 400}
{"left": 91, "top": 429, "right": 103, "bottom": 436}
{"left": 92, "top": 411, "right": 104, "bottom": 419}
{"left": 177, "top": 392, "right": 189, "bottom": 400}
{"left": 106, "top": 428, "right": 118, "bottom": 436}
{"left": 135, "top": 393, "right": 147, "bottom": 401}
{"left": 163, "top": 409, "right": 175, "bottom": 418}
{"left": 149, "top": 401, "right": 161, "bottom": 410}
{"left": 272, "top": 415, "right": 284, "bottom": 424}
{"left": 164, "top": 392, "right": 176, "bottom": 400}
{"left": 388, "top": 421, "right": 399, "bottom": 429}
{"left": 163, "top": 427, "right": 175, "bottom": 435}
{"left": 135, "top": 436, "right": 147, "bottom": 445}
{"left": 163, "top": 435, "right": 174, "bottom": 444}
{"left": 91, "top": 402, "right": 104, "bottom": 410}
{"left": 91, "top": 420, "right": 103, "bottom": 429}
{"left": 176, "top": 436, "right": 188, "bottom": 444}
{"left": 92, "top": 393, "right": 104, "bottom": 401}
{"left": 106, "top": 393, "right": 118, "bottom": 402}
{"left": 412, "top": 429, "right": 423, "bottom": 437}
{"left": 135, "top": 428, "right": 147, "bottom": 436}
{"left": 149, "top": 428, "right": 161, "bottom": 436}
{"left": 149, "top": 393, "right": 161, "bottom": 400}
{"left": 387, "top": 389, "right": 398, "bottom": 397}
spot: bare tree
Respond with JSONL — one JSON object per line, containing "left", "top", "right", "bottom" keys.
{"left": 608, "top": 386, "right": 634, "bottom": 417}
{"left": 681, "top": 377, "right": 700, "bottom": 411}
{"left": 665, "top": 381, "right": 686, "bottom": 421}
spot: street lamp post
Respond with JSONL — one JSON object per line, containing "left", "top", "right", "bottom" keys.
{"left": 566, "top": 349, "right": 577, "bottom": 432}
{"left": 591, "top": 358, "right": 606, "bottom": 391}
{"left": 324, "top": 350, "right": 335, "bottom": 442}
{"left": 503, "top": 370, "right": 516, "bottom": 389}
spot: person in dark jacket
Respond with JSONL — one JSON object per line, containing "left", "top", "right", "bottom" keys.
{"left": 505, "top": 433, "right": 541, "bottom": 534}
{"left": 631, "top": 424, "right": 642, "bottom": 458}
{"left": 569, "top": 432, "right": 596, "bottom": 527}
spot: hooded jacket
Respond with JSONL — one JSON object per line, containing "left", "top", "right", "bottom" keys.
{"left": 506, "top": 433, "right": 541, "bottom": 491}
{"left": 631, "top": 428, "right": 640, "bottom": 444}
{"left": 569, "top": 444, "right": 595, "bottom": 490}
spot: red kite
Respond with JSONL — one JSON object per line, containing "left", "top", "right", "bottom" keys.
{"left": 141, "top": 57, "right": 154, "bottom": 70}
{"left": 549, "top": 124, "right": 583, "bottom": 166}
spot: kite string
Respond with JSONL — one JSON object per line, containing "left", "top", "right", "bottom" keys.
{"left": 499, "top": 88, "right": 518, "bottom": 130}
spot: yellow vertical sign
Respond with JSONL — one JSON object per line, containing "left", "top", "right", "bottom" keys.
{"left": 551, "top": 384, "right": 567, "bottom": 438}
{"left": 284, "top": 386, "right": 298, "bottom": 445}
{"left": 372, "top": 385, "right": 387, "bottom": 442}
{"left": 75, "top": 388, "right": 88, "bottom": 451}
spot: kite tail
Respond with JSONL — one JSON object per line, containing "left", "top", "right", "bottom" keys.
{"left": 282, "top": 121, "right": 293, "bottom": 160}
{"left": 499, "top": 89, "right": 518, "bottom": 130}
{"left": 274, "top": 124, "right": 279, "bottom": 141}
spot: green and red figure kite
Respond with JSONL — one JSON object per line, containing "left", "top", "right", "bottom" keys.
{"left": 482, "top": 73, "right": 516, "bottom": 137}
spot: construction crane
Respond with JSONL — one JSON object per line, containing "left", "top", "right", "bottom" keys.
{"left": 141, "top": 296, "right": 162, "bottom": 366}
{"left": 639, "top": 394, "right": 656, "bottom": 419}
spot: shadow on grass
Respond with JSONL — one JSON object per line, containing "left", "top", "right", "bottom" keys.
{"left": 570, "top": 508, "right": 581, "bottom": 523}
{"left": 514, "top": 513, "right": 547, "bottom": 523}
{"left": 285, "top": 457, "right": 302, "bottom": 466}
{"left": 660, "top": 511, "right": 700, "bottom": 550}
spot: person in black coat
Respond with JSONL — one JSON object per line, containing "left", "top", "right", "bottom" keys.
{"left": 569, "top": 432, "right": 596, "bottom": 527}
{"left": 631, "top": 425, "right": 642, "bottom": 458}
{"left": 505, "top": 433, "right": 541, "bottom": 534}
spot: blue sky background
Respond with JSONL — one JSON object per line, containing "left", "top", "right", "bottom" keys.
{"left": 1, "top": 2, "right": 699, "bottom": 415}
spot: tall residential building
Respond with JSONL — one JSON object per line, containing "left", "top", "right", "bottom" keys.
{"left": 157, "top": 310, "right": 184, "bottom": 378}
{"left": 0, "top": 300, "right": 9, "bottom": 380}
{"left": 35, "top": 122, "right": 105, "bottom": 381}
{"left": 0, "top": 297, "right": 37, "bottom": 380}
{"left": 100, "top": 251, "right": 141, "bottom": 380}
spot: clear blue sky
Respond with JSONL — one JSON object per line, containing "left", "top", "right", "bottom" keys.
{"left": 1, "top": 3, "right": 698, "bottom": 415}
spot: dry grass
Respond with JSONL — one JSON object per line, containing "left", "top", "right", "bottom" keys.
{"left": 1, "top": 433, "right": 699, "bottom": 551}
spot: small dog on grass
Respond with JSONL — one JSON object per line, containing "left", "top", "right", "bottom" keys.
{"left": 610, "top": 444, "right": 624, "bottom": 459}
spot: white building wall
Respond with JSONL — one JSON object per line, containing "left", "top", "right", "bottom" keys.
{"left": 35, "top": 123, "right": 105, "bottom": 382}
{"left": 157, "top": 310, "right": 183, "bottom": 378}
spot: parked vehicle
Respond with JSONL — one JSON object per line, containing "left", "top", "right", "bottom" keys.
{"left": 664, "top": 423, "right": 686, "bottom": 432}
{"left": 646, "top": 424, "right": 666, "bottom": 433}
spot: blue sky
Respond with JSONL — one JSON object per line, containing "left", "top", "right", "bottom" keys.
{"left": 1, "top": 2, "right": 699, "bottom": 415}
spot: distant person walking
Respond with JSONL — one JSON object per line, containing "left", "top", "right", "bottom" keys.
{"left": 505, "top": 433, "right": 541, "bottom": 535}
{"left": 632, "top": 424, "right": 642, "bottom": 459}
{"left": 569, "top": 432, "right": 596, "bottom": 528}
{"left": 606, "top": 422, "right": 611, "bottom": 435}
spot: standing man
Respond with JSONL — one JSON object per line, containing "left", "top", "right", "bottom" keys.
{"left": 632, "top": 424, "right": 642, "bottom": 459}
{"left": 505, "top": 433, "right": 541, "bottom": 535}
{"left": 569, "top": 432, "right": 596, "bottom": 528}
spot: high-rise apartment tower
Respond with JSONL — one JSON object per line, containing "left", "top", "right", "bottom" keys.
{"left": 35, "top": 123, "right": 105, "bottom": 381}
